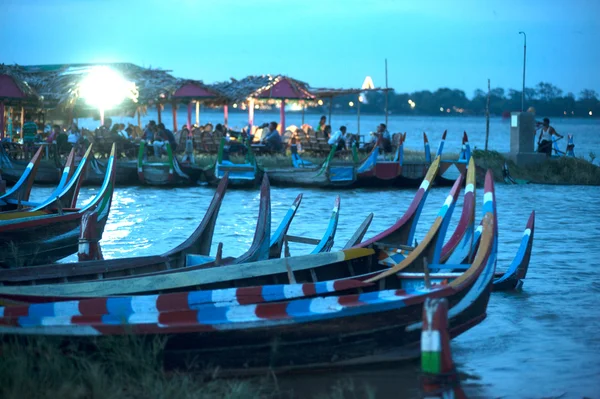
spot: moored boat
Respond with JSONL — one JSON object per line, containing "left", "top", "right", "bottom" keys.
{"left": 0, "top": 142, "right": 62, "bottom": 185}
{"left": 0, "top": 144, "right": 117, "bottom": 267}
{"left": 204, "top": 138, "right": 260, "bottom": 188}
{"left": 136, "top": 141, "right": 203, "bottom": 186}
{"left": 265, "top": 144, "right": 356, "bottom": 188}
{"left": 0, "top": 178, "right": 497, "bottom": 375}
{"left": 435, "top": 131, "right": 471, "bottom": 187}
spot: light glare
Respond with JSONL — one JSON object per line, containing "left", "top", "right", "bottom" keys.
{"left": 79, "top": 66, "right": 137, "bottom": 110}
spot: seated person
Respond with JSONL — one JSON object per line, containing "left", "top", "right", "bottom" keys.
{"left": 153, "top": 123, "right": 177, "bottom": 158}
{"left": 67, "top": 123, "right": 81, "bottom": 147}
{"left": 377, "top": 123, "right": 392, "bottom": 153}
{"left": 143, "top": 121, "right": 157, "bottom": 141}
{"left": 328, "top": 126, "right": 347, "bottom": 151}
{"left": 260, "top": 121, "right": 283, "bottom": 152}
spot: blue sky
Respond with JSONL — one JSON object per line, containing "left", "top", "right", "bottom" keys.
{"left": 2, "top": 0, "right": 598, "bottom": 98}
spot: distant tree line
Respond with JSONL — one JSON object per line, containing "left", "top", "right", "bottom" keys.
{"left": 320, "top": 82, "right": 599, "bottom": 118}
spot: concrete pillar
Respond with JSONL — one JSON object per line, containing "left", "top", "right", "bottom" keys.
{"left": 508, "top": 112, "right": 545, "bottom": 166}
{"left": 510, "top": 112, "right": 535, "bottom": 153}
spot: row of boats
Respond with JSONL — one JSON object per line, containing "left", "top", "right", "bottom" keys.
{"left": 0, "top": 143, "right": 534, "bottom": 396}
{"left": 1, "top": 131, "right": 470, "bottom": 189}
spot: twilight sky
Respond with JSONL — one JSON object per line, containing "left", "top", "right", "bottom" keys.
{"left": 2, "top": 0, "right": 598, "bottom": 98}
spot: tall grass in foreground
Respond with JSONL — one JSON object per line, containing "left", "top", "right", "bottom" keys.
{"left": 0, "top": 336, "right": 377, "bottom": 399}
{"left": 0, "top": 336, "right": 273, "bottom": 399}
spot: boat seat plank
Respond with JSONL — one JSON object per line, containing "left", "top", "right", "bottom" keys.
{"left": 0, "top": 255, "right": 168, "bottom": 282}
{"left": 186, "top": 254, "right": 216, "bottom": 267}
{"left": 285, "top": 235, "right": 321, "bottom": 245}
{"left": 426, "top": 263, "right": 470, "bottom": 270}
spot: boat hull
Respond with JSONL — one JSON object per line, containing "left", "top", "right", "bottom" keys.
{"left": 357, "top": 162, "right": 427, "bottom": 188}
{"left": 266, "top": 165, "right": 355, "bottom": 188}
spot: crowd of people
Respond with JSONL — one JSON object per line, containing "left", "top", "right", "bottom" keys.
{"left": 7, "top": 113, "right": 396, "bottom": 162}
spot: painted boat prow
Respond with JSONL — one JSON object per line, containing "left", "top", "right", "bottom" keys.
{"left": 342, "top": 212, "right": 374, "bottom": 249}
{"left": 493, "top": 210, "right": 535, "bottom": 291}
{"left": 310, "top": 195, "right": 341, "bottom": 254}
{"left": 232, "top": 173, "right": 271, "bottom": 264}
{"left": 269, "top": 193, "right": 303, "bottom": 258}
{"left": 31, "top": 144, "right": 94, "bottom": 211}
{"left": 440, "top": 157, "right": 476, "bottom": 262}
{"left": 356, "top": 156, "right": 441, "bottom": 248}
{"left": 164, "top": 173, "right": 229, "bottom": 259}
{"left": 0, "top": 145, "right": 44, "bottom": 205}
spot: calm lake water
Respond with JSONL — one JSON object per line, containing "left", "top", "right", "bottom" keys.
{"left": 78, "top": 111, "right": 600, "bottom": 162}
{"left": 28, "top": 181, "right": 600, "bottom": 398}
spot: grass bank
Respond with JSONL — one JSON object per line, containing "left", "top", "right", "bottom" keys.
{"left": 472, "top": 150, "right": 600, "bottom": 185}
{"left": 0, "top": 336, "right": 377, "bottom": 399}
{"left": 191, "top": 149, "right": 449, "bottom": 169}
{"left": 0, "top": 336, "right": 275, "bottom": 399}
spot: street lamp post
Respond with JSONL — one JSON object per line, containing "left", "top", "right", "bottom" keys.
{"left": 519, "top": 31, "right": 527, "bottom": 112}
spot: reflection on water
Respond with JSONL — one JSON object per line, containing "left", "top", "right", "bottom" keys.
{"left": 29, "top": 182, "right": 600, "bottom": 398}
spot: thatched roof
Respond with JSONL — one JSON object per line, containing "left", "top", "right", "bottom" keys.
{"left": 0, "top": 65, "right": 41, "bottom": 104}
{"left": 211, "top": 75, "right": 314, "bottom": 102}
{"left": 0, "top": 63, "right": 191, "bottom": 110}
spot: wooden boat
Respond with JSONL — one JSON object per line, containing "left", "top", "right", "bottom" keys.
{"left": 0, "top": 146, "right": 46, "bottom": 211}
{"left": 0, "top": 163, "right": 470, "bottom": 299}
{"left": 438, "top": 203, "right": 534, "bottom": 292}
{"left": 136, "top": 141, "right": 203, "bottom": 186}
{"left": 0, "top": 142, "right": 62, "bottom": 184}
{"left": 25, "top": 145, "right": 93, "bottom": 213}
{"left": 204, "top": 138, "right": 260, "bottom": 188}
{"left": 284, "top": 195, "right": 340, "bottom": 256}
{"left": 0, "top": 156, "right": 439, "bottom": 294}
{"left": 435, "top": 132, "right": 471, "bottom": 187}
{"left": 420, "top": 298, "right": 467, "bottom": 398}
{"left": 264, "top": 144, "right": 356, "bottom": 188}
{"left": 83, "top": 156, "right": 138, "bottom": 186}
{"left": 356, "top": 132, "right": 444, "bottom": 188}
{"left": 1, "top": 145, "right": 94, "bottom": 214}
{"left": 0, "top": 145, "right": 117, "bottom": 267}
{"left": 0, "top": 173, "right": 313, "bottom": 290}
{"left": 0, "top": 176, "right": 498, "bottom": 375}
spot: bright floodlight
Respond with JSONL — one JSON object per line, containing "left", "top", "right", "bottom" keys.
{"left": 79, "top": 66, "right": 137, "bottom": 110}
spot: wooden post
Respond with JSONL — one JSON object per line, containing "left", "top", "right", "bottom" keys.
{"left": 423, "top": 257, "right": 431, "bottom": 289}
{"left": 0, "top": 102, "right": 5, "bottom": 140}
{"left": 187, "top": 101, "right": 192, "bottom": 130}
{"left": 20, "top": 106, "right": 24, "bottom": 135}
{"left": 357, "top": 93, "right": 361, "bottom": 135}
{"left": 248, "top": 98, "right": 255, "bottom": 134}
{"left": 195, "top": 101, "right": 200, "bottom": 126}
{"left": 136, "top": 107, "right": 141, "bottom": 127}
{"left": 385, "top": 59, "right": 389, "bottom": 127}
{"left": 7, "top": 106, "right": 12, "bottom": 141}
{"left": 157, "top": 104, "right": 162, "bottom": 124}
{"left": 328, "top": 98, "right": 332, "bottom": 126}
{"left": 279, "top": 99, "right": 285, "bottom": 135}
{"left": 485, "top": 79, "right": 490, "bottom": 151}
{"left": 223, "top": 104, "right": 229, "bottom": 127}
{"left": 172, "top": 101, "right": 178, "bottom": 131}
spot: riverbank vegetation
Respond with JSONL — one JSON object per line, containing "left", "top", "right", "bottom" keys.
{"left": 472, "top": 150, "right": 600, "bottom": 186}
{"left": 329, "top": 83, "right": 599, "bottom": 118}
{"left": 0, "top": 336, "right": 378, "bottom": 399}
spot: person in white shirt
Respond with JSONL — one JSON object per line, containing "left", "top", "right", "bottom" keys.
{"left": 67, "top": 123, "right": 81, "bottom": 145}
{"left": 328, "top": 126, "right": 347, "bottom": 151}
